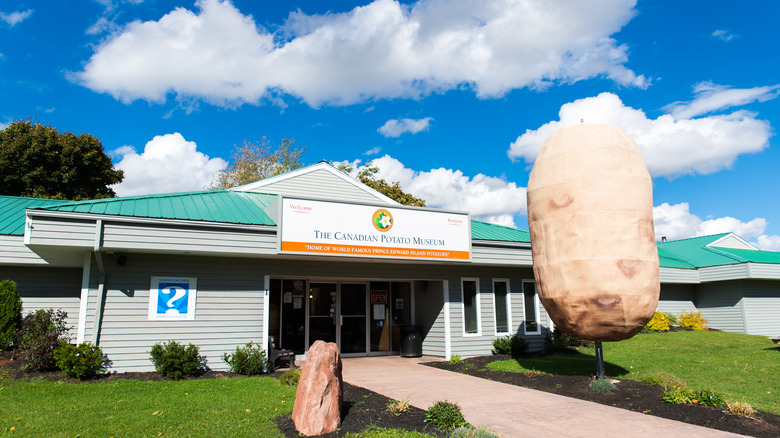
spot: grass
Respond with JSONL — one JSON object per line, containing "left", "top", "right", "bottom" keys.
{"left": 0, "top": 375, "right": 296, "bottom": 437}
{"left": 487, "top": 330, "right": 780, "bottom": 415}
{"left": 345, "top": 425, "right": 437, "bottom": 437}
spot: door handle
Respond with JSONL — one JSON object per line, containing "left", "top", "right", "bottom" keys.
{"left": 340, "top": 315, "right": 343, "bottom": 326}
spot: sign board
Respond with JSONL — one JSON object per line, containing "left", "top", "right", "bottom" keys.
{"left": 148, "top": 277, "right": 197, "bottom": 320}
{"left": 371, "top": 290, "right": 388, "bottom": 303}
{"left": 280, "top": 198, "right": 471, "bottom": 261}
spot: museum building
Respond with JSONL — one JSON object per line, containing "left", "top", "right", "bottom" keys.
{"left": 1, "top": 162, "right": 778, "bottom": 372}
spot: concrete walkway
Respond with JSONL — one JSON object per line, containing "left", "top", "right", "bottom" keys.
{"left": 341, "top": 356, "right": 747, "bottom": 438}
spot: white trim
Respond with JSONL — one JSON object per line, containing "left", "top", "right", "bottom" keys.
{"left": 460, "top": 277, "right": 481, "bottom": 336}
{"left": 491, "top": 278, "right": 511, "bottom": 335}
{"left": 262, "top": 275, "right": 270, "bottom": 356}
{"left": 76, "top": 252, "right": 91, "bottom": 344}
{"left": 521, "top": 279, "right": 541, "bottom": 335}
{"left": 232, "top": 162, "right": 401, "bottom": 205}
{"left": 707, "top": 233, "right": 758, "bottom": 251}
{"left": 443, "top": 280, "right": 451, "bottom": 360}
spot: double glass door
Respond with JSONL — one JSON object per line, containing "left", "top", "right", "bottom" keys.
{"left": 308, "top": 282, "right": 367, "bottom": 355}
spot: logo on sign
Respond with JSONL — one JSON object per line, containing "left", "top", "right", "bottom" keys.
{"left": 157, "top": 282, "right": 190, "bottom": 315}
{"left": 372, "top": 209, "right": 393, "bottom": 232}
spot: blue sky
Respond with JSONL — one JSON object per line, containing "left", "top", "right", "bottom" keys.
{"left": 2, "top": 0, "right": 779, "bottom": 249}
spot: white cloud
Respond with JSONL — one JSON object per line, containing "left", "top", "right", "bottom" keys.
{"left": 508, "top": 92, "right": 772, "bottom": 178}
{"left": 363, "top": 155, "right": 527, "bottom": 227}
{"left": 364, "top": 146, "right": 382, "bottom": 155}
{"left": 0, "top": 9, "right": 33, "bottom": 27}
{"left": 112, "top": 133, "right": 227, "bottom": 196}
{"left": 711, "top": 29, "right": 737, "bottom": 42}
{"left": 653, "top": 202, "right": 780, "bottom": 251}
{"left": 75, "top": 0, "right": 645, "bottom": 107}
{"left": 378, "top": 117, "right": 433, "bottom": 137}
{"left": 665, "top": 82, "right": 780, "bottom": 119}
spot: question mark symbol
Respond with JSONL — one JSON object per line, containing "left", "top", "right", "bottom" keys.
{"left": 162, "top": 286, "right": 187, "bottom": 309}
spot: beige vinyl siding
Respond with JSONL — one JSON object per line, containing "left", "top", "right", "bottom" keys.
{"left": 415, "top": 280, "right": 445, "bottom": 356}
{"left": 0, "top": 235, "right": 48, "bottom": 265}
{"left": 699, "top": 264, "right": 750, "bottom": 282}
{"left": 747, "top": 263, "right": 780, "bottom": 280}
{"left": 26, "top": 216, "right": 95, "bottom": 247}
{"left": 695, "top": 281, "right": 745, "bottom": 333}
{"left": 659, "top": 267, "right": 699, "bottom": 283}
{"left": 741, "top": 280, "right": 780, "bottom": 336}
{"left": 471, "top": 244, "right": 532, "bottom": 265}
{"left": 657, "top": 284, "right": 697, "bottom": 315}
{"left": 0, "top": 266, "right": 82, "bottom": 333}
{"left": 101, "top": 223, "right": 277, "bottom": 256}
{"left": 248, "top": 168, "right": 392, "bottom": 204}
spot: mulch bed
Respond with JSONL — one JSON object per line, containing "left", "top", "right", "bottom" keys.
{"left": 425, "top": 352, "right": 780, "bottom": 438}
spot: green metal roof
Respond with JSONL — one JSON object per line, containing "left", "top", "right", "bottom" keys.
{"left": 0, "top": 196, "right": 72, "bottom": 235}
{"left": 33, "top": 191, "right": 278, "bottom": 227}
{"left": 656, "top": 233, "right": 744, "bottom": 268}
{"left": 712, "top": 247, "right": 780, "bottom": 264}
{"left": 657, "top": 246, "right": 696, "bottom": 269}
{"left": 470, "top": 220, "right": 531, "bottom": 243}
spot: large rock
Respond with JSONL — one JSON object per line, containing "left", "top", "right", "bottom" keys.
{"left": 527, "top": 124, "right": 660, "bottom": 342}
{"left": 292, "top": 341, "right": 343, "bottom": 436}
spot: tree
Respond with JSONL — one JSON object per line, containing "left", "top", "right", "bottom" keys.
{"left": 209, "top": 138, "right": 306, "bottom": 189}
{"left": 337, "top": 161, "right": 426, "bottom": 207}
{"left": 0, "top": 119, "right": 123, "bottom": 200}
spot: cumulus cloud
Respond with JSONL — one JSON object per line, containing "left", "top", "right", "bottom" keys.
{"left": 508, "top": 92, "right": 772, "bottom": 178}
{"left": 711, "top": 29, "right": 737, "bottom": 42}
{"left": 664, "top": 82, "right": 780, "bottom": 119}
{"left": 364, "top": 146, "right": 382, "bottom": 155}
{"left": 354, "top": 155, "right": 527, "bottom": 227}
{"left": 0, "top": 9, "right": 33, "bottom": 26}
{"left": 74, "top": 0, "right": 645, "bottom": 107}
{"left": 653, "top": 202, "right": 780, "bottom": 251}
{"left": 378, "top": 117, "right": 433, "bottom": 137}
{"left": 112, "top": 133, "right": 227, "bottom": 196}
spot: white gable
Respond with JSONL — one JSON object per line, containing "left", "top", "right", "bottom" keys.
{"left": 232, "top": 162, "right": 400, "bottom": 205}
{"left": 708, "top": 233, "right": 758, "bottom": 251}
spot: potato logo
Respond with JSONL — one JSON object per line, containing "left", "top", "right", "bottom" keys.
{"left": 527, "top": 124, "right": 660, "bottom": 342}
{"left": 372, "top": 209, "right": 393, "bottom": 232}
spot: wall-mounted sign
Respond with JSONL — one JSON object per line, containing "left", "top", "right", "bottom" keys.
{"left": 280, "top": 198, "right": 471, "bottom": 261}
{"left": 148, "top": 277, "right": 197, "bottom": 320}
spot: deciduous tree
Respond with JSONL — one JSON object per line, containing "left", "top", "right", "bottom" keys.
{"left": 209, "top": 138, "right": 306, "bottom": 189}
{"left": 337, "top": 161, "right": 426, "bottom": 207}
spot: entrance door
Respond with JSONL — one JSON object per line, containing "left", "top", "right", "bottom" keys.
{"left": 308, "top": 283, "right": 337, "bottom": 346}
{"left": 339, "top": 283, "right": 367, "bottom": 354}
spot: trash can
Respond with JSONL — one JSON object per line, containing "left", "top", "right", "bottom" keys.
{"left": 400, "top": 325, "right": 422, "bottom": 357}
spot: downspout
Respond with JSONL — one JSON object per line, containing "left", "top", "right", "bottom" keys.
{"left": 91, "top": 220, "right": 106, "bottom": 345}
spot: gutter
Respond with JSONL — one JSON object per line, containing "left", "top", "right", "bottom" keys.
{"left": 92, "top": 220, "right": 106, "bottom": 345}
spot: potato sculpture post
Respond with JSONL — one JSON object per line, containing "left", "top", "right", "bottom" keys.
{"left": 527, "top": 124, "right": 660, "bottom": 378}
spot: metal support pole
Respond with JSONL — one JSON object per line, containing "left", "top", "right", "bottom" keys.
{"left": 595, "top": 341, "right": 605, "bottom": 379}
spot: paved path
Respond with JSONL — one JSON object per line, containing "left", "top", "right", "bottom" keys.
{"left": 341, "top": 356, "right": 747, "bottom": 438}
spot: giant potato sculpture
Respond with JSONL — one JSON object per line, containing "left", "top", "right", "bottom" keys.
{"left": 527, "top": 124, "right": 659, "bottom": 342}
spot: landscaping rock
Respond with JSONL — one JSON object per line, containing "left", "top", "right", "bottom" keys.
{"left": 292, "top": 341, "right": 343, "bottom": 436}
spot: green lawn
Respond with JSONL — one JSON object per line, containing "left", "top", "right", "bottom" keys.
{"left": 488, "top": 331, "right": 780, "bottom": 414}
{"left": 0, "top": 375, "right": 297, "bottom": 437}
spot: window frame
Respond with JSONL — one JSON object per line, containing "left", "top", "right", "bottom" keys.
{"left": 492, "top": 278, "right": 512, "bottom": 335}
{"left": 460, "top": 277, "right": 481, "bottom": 336}
{"left": 521, "top": 279, "right": 541, "bottom": 335}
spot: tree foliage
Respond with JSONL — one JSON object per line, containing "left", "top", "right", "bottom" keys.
{"left": 0, "top": 119, "right": 123, "bottom": 200}
{"left": 337, "top": 161, "right": 426, "bottom": 207}
{"left": 209, "top": 138, "right": 306, "bottom": 189}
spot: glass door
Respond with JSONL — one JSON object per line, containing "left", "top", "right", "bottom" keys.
{"left": 308, "top": 283, "right": 337, "bottom": 346}
{"left": 339, "top": 283, "right": 367, "bottom": 354}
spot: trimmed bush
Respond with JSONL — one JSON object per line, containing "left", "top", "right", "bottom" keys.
{"left": 0, "top": 280, "right": 22, "bottom": 350}
{"left": 54, "top": 342, "right": 111, "bottom": 379}
{"left": 16, "top": 309, "right": 70, "bottom": 371}
{"left": 645, "top": 311, "right": 671, "bottom": 331}
{"left": 492, "top": 335, "right": 529, "bottom": 358}
{"left": 279, "top": 367, "right": 301, "bottom": 386}
{"left": 679, "top": 311, "right": 709, "bottom": 331}
{"left": 149, "top": 340, "right": 205, "bottom": 380}
{"left": 424, "top": 400, "right": 470, "bottom": 429}
{"left": 222, "top": 341, "right": 268, "bottom": 375}
{"left": 544, "top": 327, "right": 584, "bottom": 352}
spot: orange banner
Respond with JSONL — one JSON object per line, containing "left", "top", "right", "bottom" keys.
{"left": 281, "top": 241, "right": 470, "bottom": 260}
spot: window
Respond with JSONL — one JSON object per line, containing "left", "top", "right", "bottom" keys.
{"left": 461, "top": 278, "right": 480, "bottom": 335}
{"left": 522, "top": 280, "right": 539, "bottom": 334}
{"left": 492, "top": 279, "right": 510, "bottom": 334}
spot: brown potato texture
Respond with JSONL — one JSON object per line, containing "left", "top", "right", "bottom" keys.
{"left": 527, "top": 124, "right": 659, "bottom": 341}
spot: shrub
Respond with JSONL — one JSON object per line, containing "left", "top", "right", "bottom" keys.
{"left": 665, "top": 312, "right": 679, "bottom": 326}
{"left": 387, "top": 397, "right": 410, "bottom": 415}
{"left": 640, "top": 373, "right": 685, "bottom": 389}
{"left": 662, "top": 386, "right": 696, "bottom": 404}
{"left": 149, "top": 340, "right": 205, "bottom": 380}
{"left": 448, "top": 354, "right": 463, "bottom": 364}
{"left": 645, "top": 311, "right": 671, "bottom": 331}
{"left": 695, "top": 388, "right": 725, "bottom": 407}
{"left": 544, "top": 327, "right": 585, "bottom": 352}
{"left": 279, "top": 367, "right": 301, "bottom": 386}
{"left": 54, "top": 342, "right": 111, "bottom": 379}
{"left": 588, "top": 378, "right": 616, "bottom": 393}
{"left": 491, "top": 335, "right": 513, "bottom": 355}
{"left": 679, "top": 311, "right": 708, "bottom": 331}
{"left": 0, "top": 280, "right": 22, "bottom": 350}
{"left": 726, "top": 400, "right": 757, "bottom": 417}
{"left": 449, "top": 426, "right": 500, "bottom": 438}
{"left": 424, "top": 400, "right": 470, "bottom": 429}
{"left": 222, "top": 341, "right": 267, "bottom": 375}
{"left": 16, "top": 309, "right": 70, "bottom": 371}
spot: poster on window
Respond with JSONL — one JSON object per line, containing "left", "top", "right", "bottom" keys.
{"left": 148, "top": 277, "right": 197, "bottom": 320}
